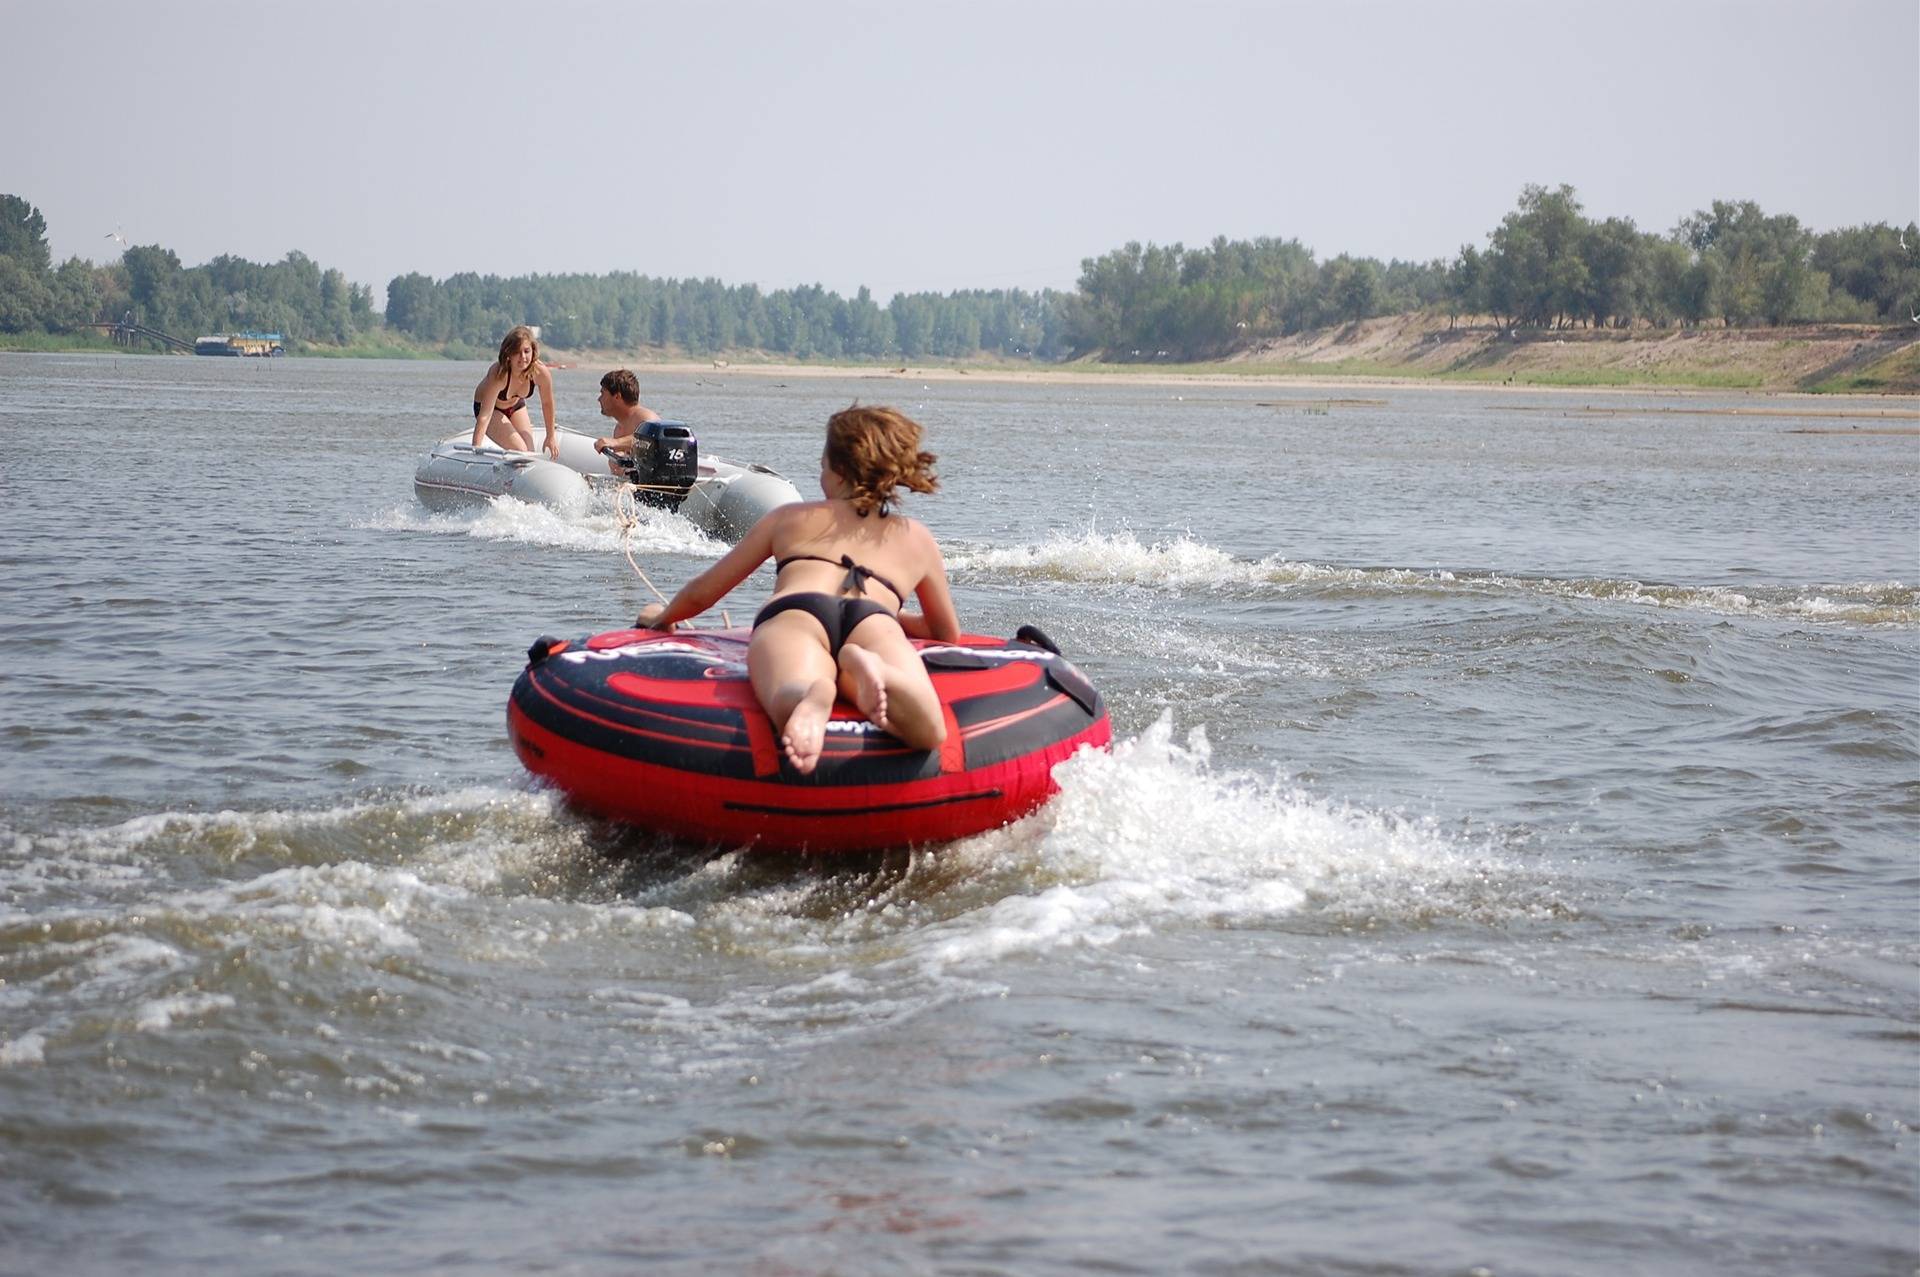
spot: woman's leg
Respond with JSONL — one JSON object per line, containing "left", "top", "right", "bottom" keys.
{"left": 483, "top": 410, "right": 525, "bottom": 449}
{"left": 839, "top": 616, "right": 946, "bottom": 750}
{"left": 502, "top": 406, "right": 537, "bottom": 451}
{"left": 748, "top": 612, "right": 840, "bottom": 774}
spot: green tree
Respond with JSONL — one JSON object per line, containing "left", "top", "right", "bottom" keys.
{"left": 1321, "top": 255, "right": 1383, "bottom": 324}
{"left": 847, "top": 285, "right": 891, "bottom": 356}
{"left": 1447, "top": 244, "right": 1485, "bottom": 326}
{"left": 385, "top": 272, "right": 436, "bottom": 335}
{"left": 321, "top": 268, "right": 353, "bottom": 343}
{"left": 47, "top": 257, "right": 104, "bottom": 329}
{"left": 0, "top": 195, "right": 51, "bottom": 274}
{"left": 1643, "top": 238, "right": 1694, "bottom": 327}
{"left": 1579, "top": 217, "right": 1643, "bottom": 328}
{"left": 0, "top": 256, "right": 51, "bottom": 331}
{"left": 1678, "top": 200, "right": 1818, "bottom": 326}
{"left": 1810, "top": 222, "right": 1918, "bottom": 321}
{"left": 889, "top": 294, "right": 933, "bottom": 358}
{"left": 929, "top": 298, "right": 982, "bottom": 356}
{"left": 1485, "top": 184, "right": 1589, "bottom": 327}
{"left": 122, "top": 244, "right": 183, "bottom": 329}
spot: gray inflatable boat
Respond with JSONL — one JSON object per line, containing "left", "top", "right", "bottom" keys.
{"left": 413, "top": 424, "right": 801, "bottom": 542}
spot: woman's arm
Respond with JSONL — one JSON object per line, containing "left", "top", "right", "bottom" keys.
{"left": 471, "top": 367, "right": 506, "bottom": 446}
{"left": 898, "top": 527, "right": 960, "bottom": 641}
{"left": 532, "top": 363, "right": 559, "bottom": 458}
{"left": 637, "top": 511, "right": 781, "bottom": 629}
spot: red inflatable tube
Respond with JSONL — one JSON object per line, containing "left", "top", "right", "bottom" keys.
{"left": 507, "top": 627, "right": 1110, "bottom": 852}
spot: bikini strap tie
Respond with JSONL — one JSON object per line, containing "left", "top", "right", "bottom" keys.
{"left": 839, "top": 554, "right": 869, "bottom": 596}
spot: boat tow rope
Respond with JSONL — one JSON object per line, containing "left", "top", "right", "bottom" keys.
{"left": 611, "top": 483, "right": 731, "bottom": 631}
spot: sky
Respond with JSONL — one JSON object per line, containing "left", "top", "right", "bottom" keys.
{"left": 6, "top": 0, "right": 1915, "bottom": 309}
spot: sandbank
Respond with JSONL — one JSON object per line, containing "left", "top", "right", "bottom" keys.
{"left": 595, "top": 357, "right": 1920, "bottom": 417}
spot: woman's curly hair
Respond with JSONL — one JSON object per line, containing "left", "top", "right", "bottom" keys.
{"left": 825, "top": 404, "right": 938, "bottom": 517}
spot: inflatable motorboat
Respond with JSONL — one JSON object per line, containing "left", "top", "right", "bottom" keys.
{"left": 413, "top": 422, "right": 802, "bottom": 542}
{"left": 508, "top": 625, "right": 1111, "bottom": 852}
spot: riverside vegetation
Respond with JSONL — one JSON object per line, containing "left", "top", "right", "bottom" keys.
{"left": 3, "top": 187, "right": 1916, "bottom": 391}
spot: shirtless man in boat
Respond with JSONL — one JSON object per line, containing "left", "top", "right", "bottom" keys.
{"left": 589, "top": 369, "right": 663, "bottom": 475}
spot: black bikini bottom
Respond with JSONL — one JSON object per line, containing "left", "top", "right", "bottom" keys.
{"left": 753, "top": 593, "right": 894, "bottom": 657}
{"left": 473, "top": 398, "right": 528, "bottom": 418}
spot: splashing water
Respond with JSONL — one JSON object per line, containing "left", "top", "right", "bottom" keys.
{"left": 949, "top": 526, "right": 1915, "bottom": 624}
{"left": 361, "top": 494, "right": 724, "bottom": 559}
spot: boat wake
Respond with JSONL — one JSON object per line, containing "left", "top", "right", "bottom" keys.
{"left": 950, "top": 527, "right": 1917, "bottom": 626}
{"left": 911, "top": 713, "right": 1565, "bottom": 955}
{"left": 363, "top": 494, "right": 724, "bottom": 558}
{"left": 0, "top": 722, "right": 1559, "bottom": 1076}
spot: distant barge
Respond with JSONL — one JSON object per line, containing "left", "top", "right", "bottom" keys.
{"left": 194, "top": 332, "right": 284, "bottom": 357}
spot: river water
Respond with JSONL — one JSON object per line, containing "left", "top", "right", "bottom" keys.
{"left": 1, "top": 353, "right": 1915, "bottom": 1274}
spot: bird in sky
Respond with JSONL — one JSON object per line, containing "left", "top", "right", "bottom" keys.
{"left": 104, "top": 226, "right": 127, "bottom": 246}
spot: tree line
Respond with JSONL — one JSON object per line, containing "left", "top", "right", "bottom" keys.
{"left": 1073, "top": 185, "right": 1918, "bottom": 360}
{"left": 384, "top": 271, "right": 1072, "bottom": 360}
{"left": 2, "top": 187, "right": 1913, "bottom": 361}
{"left": 0, "top": 196, "right": 378, "bottom": 345}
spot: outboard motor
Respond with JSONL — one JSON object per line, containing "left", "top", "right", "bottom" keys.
{"left": 614, "top": 420, "right": 698, "bottom": 510}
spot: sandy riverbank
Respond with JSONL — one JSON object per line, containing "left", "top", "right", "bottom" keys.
{"left": 29, "top": 314, "right": 1913, "bottom": 403}
{"left": 541, "top": 313, "right": 1920, "bottom": 405}
{"left": 1226, "top": 313, "right": 1920, "bottom": 395}
{"left": 557, "top": 352, "right": 1920, "bottom": 418}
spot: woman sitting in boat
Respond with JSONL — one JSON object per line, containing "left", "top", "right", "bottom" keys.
{"left": 471, "top": 325, "right": 559, "bottom": 457}
{"left": 637, "top": 404, "right": 960, "bottom": 774}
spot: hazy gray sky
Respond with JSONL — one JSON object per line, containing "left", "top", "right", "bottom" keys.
{"left": 8, "top": 0, "right": 1914, "bottom": 307}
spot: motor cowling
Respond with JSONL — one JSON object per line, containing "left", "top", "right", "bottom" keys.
{"left": 616, "top": 421, "right": 698, "bottom": 509}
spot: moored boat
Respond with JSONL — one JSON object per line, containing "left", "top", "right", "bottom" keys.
{"left": 195, "top": 332, "right": 284, "bottom": 356}
{"left": 508, "top": 625, "right": 1110, "bottom": 852}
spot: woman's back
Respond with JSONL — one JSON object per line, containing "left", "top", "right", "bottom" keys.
{"left": 635, "top": 402, "right": 955, "bottom": 773}
{"left": 767, "top": 500, "right": 937, "bottom": 609}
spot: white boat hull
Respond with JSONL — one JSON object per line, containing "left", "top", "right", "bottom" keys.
{"left": 413, "top": 428, "right": 801, "bottom": 542}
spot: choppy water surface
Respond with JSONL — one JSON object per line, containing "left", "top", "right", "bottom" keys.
{"left": 1, "top": 353, "right": 1915, "bottom": 1274}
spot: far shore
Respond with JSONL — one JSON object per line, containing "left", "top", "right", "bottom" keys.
{"left": 548, "top": 314, "right": 1920, "bottom": 403}
{"left": 10, "top": 315, "right": 1917, "bottom": 403}
{"left": 589, "top": 356, "right": 1920, "bottom": 414}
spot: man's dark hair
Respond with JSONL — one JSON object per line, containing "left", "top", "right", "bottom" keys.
{"left": 600, "top": 369, "right": 640, "bottom": 405}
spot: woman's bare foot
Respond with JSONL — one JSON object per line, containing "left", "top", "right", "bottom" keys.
{"left": 840, "top": 646, "right": 890, "bottom": 730}
{"left": 780, "top": 679, "right": 836, "bottom": 774}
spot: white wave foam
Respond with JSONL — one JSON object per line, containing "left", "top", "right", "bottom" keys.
{"left": 907, "top": 713, "right": 1545, "bottom": 971}
{"left": 0, "top": 786, "right": 578, "bottom": 968}
{"left": 1501, "top": 574, "right": 1918, "bottom": 626}
{"left": 540, "top": 714, "right": 1553, "bottom": 1075}
{"left": 948, "top": 527, "right": 1408, "bottom": 592}
{"left": 69, "top": 933, "right": 188, "bottom": 981}
{"left": 361, "top": 496, "right": 722, "bottom": 558}
{"left": 7, "top": 786, "right": 551, "bottom": 866}
{"left": 0, "top": 1033, "right": 46, "bottom": 1068}
{"left": 1, "top": 727, "right": 1549, "bottom": 1075}
{"left": 134, "top": 992, "right": 237, "bottom": 1032}
{"left": 533, "top": 710, "right": 1549, "bottom": 993}
{"left": 146, "top": 861, "right": 433, "bottom": 952}
{"left": 947, "top": 527, "right": 1914, "bottom": 625}
{"left": 4, "top": 730, "right": 1560, "bottom": 1077}
{"left": 952, "top": 529, "right": 1255, "bottom": 588}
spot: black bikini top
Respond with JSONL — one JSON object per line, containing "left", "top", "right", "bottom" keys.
{"left": 496, "top": 369, "right": 530, "bottom": 404}
{"left": 775, "top": 553, "right": 906, "bottom": 605}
